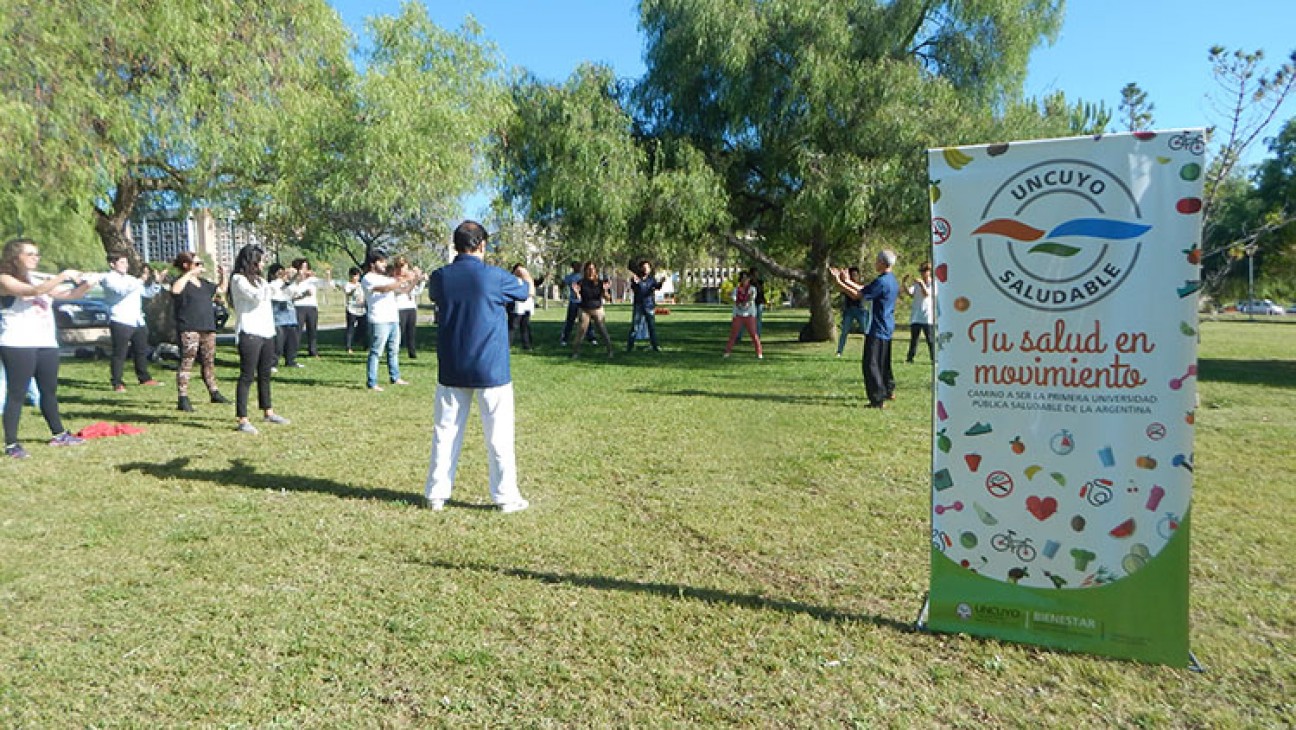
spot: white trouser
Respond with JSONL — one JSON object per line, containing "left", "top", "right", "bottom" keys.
{"left": 424, "top": 383, "right": 522, "bottom": 505}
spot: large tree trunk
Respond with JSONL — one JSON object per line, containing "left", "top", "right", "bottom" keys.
{"left": 93, "top": 175, "right": 144, "bottom": 271}
{"left": 802, "top": 269, "right": 836, "bottom": 342}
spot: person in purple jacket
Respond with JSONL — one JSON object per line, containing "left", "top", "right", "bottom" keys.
{"left": 423, "top": 220, "right": 533, "bottom": 514}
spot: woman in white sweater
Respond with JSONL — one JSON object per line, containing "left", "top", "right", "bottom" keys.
{"left": 229, "top": 245, "right": 289, "bottom": 434}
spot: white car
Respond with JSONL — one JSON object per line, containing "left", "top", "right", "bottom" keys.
{"left": 1236, "top": 299, "right": 1285, "bottom": 315}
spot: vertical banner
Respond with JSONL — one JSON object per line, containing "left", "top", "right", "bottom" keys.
{"left": 925, "top": 131, "right": 1203, "bottom": 665}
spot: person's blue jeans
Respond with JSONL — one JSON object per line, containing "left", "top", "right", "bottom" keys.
{"left": 837, "top": 307, "right": 872, "bottom": 354}
{"left": 367, "top": 321, "right": 401, "bottom": 387}
{"left": 626, "top": 309, "right": 659, "bottom": 351}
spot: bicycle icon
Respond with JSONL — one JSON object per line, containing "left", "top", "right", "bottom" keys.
{"left": 991, "top": 530, "right": 1038, "bottom": 562}
{"left": 1168, "top": 131, "right": 1205, "bottom": 155}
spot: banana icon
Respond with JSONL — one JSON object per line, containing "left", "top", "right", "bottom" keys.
{"left": 942, "top": 147, "right": 974, "bottom": 170}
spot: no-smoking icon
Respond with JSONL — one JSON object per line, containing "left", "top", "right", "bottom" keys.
{"left": 985, "top": 470, "right": 1014, "bottom": 498}
{"left": 1147, "top": 422, "right": 1167, "bottom": 441}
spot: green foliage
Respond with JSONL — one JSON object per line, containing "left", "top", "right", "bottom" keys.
{"left": 0, "top": 0, "right": 354, "bottom": 258}
{"left": 1117, "top": 82, "right": 1155, "bottom": 131}
{"left": 260, "top": 2, "right": 507, "bottom": 266}
{"left": 632, "top": 0, "right": 1069, "bottom": 339}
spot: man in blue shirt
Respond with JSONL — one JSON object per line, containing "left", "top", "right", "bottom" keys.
{"left": 832, "top": 249, "right": 898, "bottom": 408}
{"left": 625, "top": 258, "right": 664, "bottom": 352}
{"left": 424, "top": 220, "right": 533, "bottom": 513}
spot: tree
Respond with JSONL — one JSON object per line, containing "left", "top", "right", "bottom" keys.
{"left": 0, "top": 0, "right": 353, "bottom": 270}
{"left": 494, "top": 63, "right": 729, "bottom": 277}
{"left": 261, "top": 2, "right": 509, "bottom": 270}
{"left": 632, "top": 0, "right": 1072, "bottom": 339}
{"left": 1118, "top": 83, "right": 1155, "bottom": 131}
{"left": 1198, "top": 47, "right": 1296, "bottom": 297}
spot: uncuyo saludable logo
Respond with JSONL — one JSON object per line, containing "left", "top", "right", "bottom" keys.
{"left": 971, "top": 158, "right": 1148, "bottom": 312}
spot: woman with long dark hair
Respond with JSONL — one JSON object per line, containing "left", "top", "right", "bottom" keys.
{"left": 229, "top": 245, "right": 290, "bottom": 434}
{"left": 170, "top": 252, "right": 228, "bottom": 411}
{"left": 570, "top": 261, "right": 614, "bottom": 359}
{"left": 0, "top": 238, "right": 99, "bottom": 458}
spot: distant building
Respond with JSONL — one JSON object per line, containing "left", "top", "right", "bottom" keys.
{"left": 131, "top": 210, "right": 263, "bottom": 269}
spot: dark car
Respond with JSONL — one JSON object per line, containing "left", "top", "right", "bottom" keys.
{"left": 54, "top": 296, "right": 112, "bottom": 356}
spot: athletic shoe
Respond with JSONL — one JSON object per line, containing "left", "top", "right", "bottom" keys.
{"left": 290, "top": 363, "right": 305, "bottom": 368}
{"left": 369, "top": 385, "right": 384, "bottom": 391}
{"left": 392, "top": 379, "right": 410, "bottom": 386}
{"left": 5, "top": 443, "right": 29, "bottom": 459}
{"left": 113, "top": 385, "right": 127, "bottom": 393}
{"left": 209, "top": 391, "right": 229, "bottom": 404}
{"left": 48, "top": 432, "right": 85, "bottom": 447}
{"left": 236, "top": 422, "right": 259, "bottom": 434}
{"left": 270, "top": 366, "right": 279, "bottom": 374}
{"left": 425, "top": 498, "right": 446, "bottom": 511}
{"left": 140, "top": 379, "right": 163, "bottom": 387}
{"left": 499, "top": 499, "right": 529, "bottom": 514}
{"left": 263, "top": 414, "right": 290, "bottom": 425}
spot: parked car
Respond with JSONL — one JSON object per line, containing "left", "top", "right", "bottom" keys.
{"left": 54, "top": 296, "right": 112, "bottom": 356}
{"left": 1287, "top": 303, "right": 1296, "bottom": 315}
{"left": 1236, "top": 299, "right": 1285, "bottom": 315}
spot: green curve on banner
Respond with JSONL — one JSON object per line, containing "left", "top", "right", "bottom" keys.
{"left": 1027, "top": 242, "right": 1082, "bottom": 257}
{"left": 926, "top": 510, "right": 1192, "bottom": 666}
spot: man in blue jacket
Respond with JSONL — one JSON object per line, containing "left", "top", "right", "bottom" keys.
{"left": 831, "top": 249, "right": 898, "bottom": 408}
{"left": 424, "top": 220, "right": 533, "bottom": 513}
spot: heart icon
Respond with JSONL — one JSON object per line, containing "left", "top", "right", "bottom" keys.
{"left": 935, "top": 263, "right": 948, "bottom": 283}
{"left": 1026, "top": 495, "right": 1058, "bottom": 521}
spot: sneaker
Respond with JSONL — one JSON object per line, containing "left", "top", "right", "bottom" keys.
{"left": 722, "top": 353, "right": 731, "bottom": 359}
{"left": 425, "top": 498, "right": 446, "bottom": 511}
{"left": 113, "top": 384, "right": 127, "bottom": 393}
{"left": 209, "top": 391, "right": 229, "bottom": 404}
{"left": 263, "top": 413, "right": 290, "bottom": 425}
{"left": 140, "top": 379, "right": 163, "bottom": 387}
{"left": 6, "top": 443, "right": 29, "bottom": 459}
{"left": 177, "top": 396, "right": 194, "bottom": 412}
{"left": 48, "top": 431, "right": 85, "bottom": 447}
{"left": 270, "top": 366, "right": 279, "bottom": 374}
{"left": 290, "top": 363, "right": 305, "bottom": 368}
{"left": 499, "top": 499, "right": 529, "bottom": 514}
{"left": 392, "top": 379, "right": 410, "bottom": 386}
{"left": 369, "top": 385, "right": 384, "bottom": 391}
{"left": 236, "top": 421, "right": 259, "bottom": 434}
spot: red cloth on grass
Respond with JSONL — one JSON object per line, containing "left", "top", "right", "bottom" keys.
{"left": 76, "top": 422, "right": 146, "bottom": 439}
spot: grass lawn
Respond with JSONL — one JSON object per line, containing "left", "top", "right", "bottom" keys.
{"left": 1, "top": 305, "right": 1292, "bottom": 727}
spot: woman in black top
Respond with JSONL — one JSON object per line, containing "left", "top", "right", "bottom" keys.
{"left": 571, "top": 261, "right": 614, "bottom": 359}
{"left": 170, "top": 252, "right": 228, "bottom": 411}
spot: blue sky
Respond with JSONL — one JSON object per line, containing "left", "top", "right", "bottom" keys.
{"left": 329, "top": 0, "right": 1295, "bottom": 215}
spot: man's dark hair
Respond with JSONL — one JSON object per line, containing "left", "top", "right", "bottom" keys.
{"left": 363, "top": 249, "right": 387, "bottom": 272}
{"left": 453, "top": 220, "right": 489, "bottom": 253}
{"left": 291, "top": 257, "right": 309, "bottom": 270}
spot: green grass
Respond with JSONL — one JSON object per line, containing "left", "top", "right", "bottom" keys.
{"left": 2, "top": 306, "right": 1293, "bottom": 727}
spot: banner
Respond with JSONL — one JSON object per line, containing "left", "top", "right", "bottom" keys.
{"left": 925, "top": 131, "right": 1202, "bottom": 665}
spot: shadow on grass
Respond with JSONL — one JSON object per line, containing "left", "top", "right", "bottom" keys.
{"left": 410, "top": 557, "right": 915, "bottom": 633}
{"left": 1197, "top": 358, "right": 1296, "bottom": 390}
{"left": 629, "top": 386, "right": 857, "bottom": 407}
{"left": 118, "top": 456, "right": 425, "bottom": 506}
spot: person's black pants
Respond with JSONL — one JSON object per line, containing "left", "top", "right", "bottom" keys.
{"left": 399, "top": 308, "right": 418, "bottom": 358}
{"left": 109, "top": 322, "right": 152, "bottom": 386}
{"left": 295, "top": 305, "right": 319, "bottom": 356}
{"left": 862, "top": 336, "right": 895, "bottom": 406}
{"left": 236, "top": 334, "right": 275, "bottom": 418}
{"left": 1, "top": 346, "right": 64, "bottom": 444}
{"left": 510, "top": 312, "right": 533, "bottom": 349}
{"left": 345, "top": 312, "right": 366, "bottom": 351}
{"left": 275, "top": 325, "right": 301, "bottom": 366}
{"left": 907, "top": 323, "right": 934, "bottom": 363}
